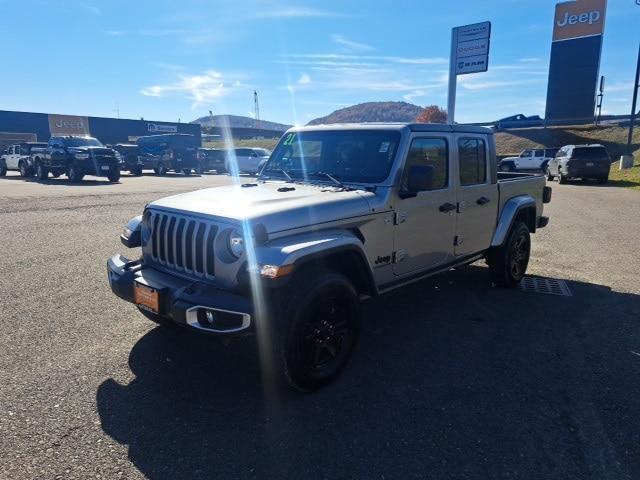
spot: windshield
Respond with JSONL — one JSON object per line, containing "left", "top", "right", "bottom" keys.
{"left": 261, "top": 130, "right": 400, "bottom": 184}
{"left": 62, "top": 137, "right": 103, "bottom": 147}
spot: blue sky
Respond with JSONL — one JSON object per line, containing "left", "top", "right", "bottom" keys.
{"left": 1, "top": 0, "right": 638, "bottom": 125}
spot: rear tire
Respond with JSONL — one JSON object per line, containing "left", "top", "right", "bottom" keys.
{"left": 557, "top": 172, "right": 567, "bottom": 184}
{"left": 280, "top": 269, "right": 360, "bottom": 391}
{"left": 36, "top": 163, "right": 48, "bottom": 180}
{"left": 155, "top": 164, "right": 167, "bottom": 176}
{"left": 487, "top": 222, "right": 531, "bottom": 288}
{"left": 19, "top": 161, "right": 31, "bottom": 178}
{"left": 545, "top": 165, "right": 554, "bottom": 181}
{"left": 182, "top": 168, "right": 192, "bottom": 175}
{"left": 131, "top": 165, "right": 143, "bottom": 176}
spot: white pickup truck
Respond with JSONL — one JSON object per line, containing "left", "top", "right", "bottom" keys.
{"left": 0, "top": 142, "right": 48, "bottom": 177}
{"left": 499, "top": 148, "right": 559, "bottom": 172}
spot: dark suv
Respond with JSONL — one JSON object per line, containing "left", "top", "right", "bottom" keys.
{"left": 197, "top": 148, "right": 227, "bottom": 174}
{"left": 546, "top": 144, "right": 611, "bottom": 184}
{"left": 136, "top": 134, "right": 199, "bottom": 176}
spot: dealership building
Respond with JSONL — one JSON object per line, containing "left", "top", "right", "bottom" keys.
{"left": 0, "top": 110, "right": 201, "bottom": 150}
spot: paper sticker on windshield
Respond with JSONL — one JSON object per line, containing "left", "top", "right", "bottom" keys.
{"left": 379, "top": 142, "right": 390, "bottom": 153}
{"left": 283, "top": 133, "right": 296, "bottom": 146}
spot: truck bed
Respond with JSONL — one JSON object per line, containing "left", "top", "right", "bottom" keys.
{"left": 497, "top": 171, "right": 547, "bottom": 226}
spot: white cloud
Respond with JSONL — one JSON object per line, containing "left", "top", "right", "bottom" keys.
{"left": 106, "top": 28, "right": 191, "bottom": 37}
{"left": 519, "top": 57, "right": 541, "bottom": 63}
{"left": 606, "top": 82, "right": 634, "bottom": 93}
{"left": 297, "top": 73, "right": 312, "bottom": 85}
{"left": 141, "top": 70, "right": 242, "bottom": 108}
{"left": 403, "top": 90, "right": 426, "bottom": 102}
{"left": 331, "top": 34, "right": 374, "bottom": 52}
{"left": 253, "top": 6, "right": 344, "bottom": 19}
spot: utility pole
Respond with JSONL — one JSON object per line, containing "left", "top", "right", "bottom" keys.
{"left": 595, "top": 76, "right": 604, "bottom": 126}
{"left": 627, "top": 42, "right": 640, "bottom": 155}
{"left": 253, "top": 90, "right": 260, "bottom": 127}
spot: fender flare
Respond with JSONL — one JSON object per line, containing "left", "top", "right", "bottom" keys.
{"left": 491, "top": 196, "right": 536, "bottom": 247}
{"left": 253, "top": 230, "right": 377, "bottom": 295}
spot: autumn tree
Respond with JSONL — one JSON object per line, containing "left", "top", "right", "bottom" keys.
{"left": 415, "top": 105, "right": 447, "bottom": 124}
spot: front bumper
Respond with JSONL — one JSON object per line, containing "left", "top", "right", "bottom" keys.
{"left": 107, "top": 254, "right": 254, "bottom": 335}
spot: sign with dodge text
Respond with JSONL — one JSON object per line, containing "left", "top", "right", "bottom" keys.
{"left": 148, "top": 123, "right": 178, "bottom": 134}
{"left": 48, "top": 114, "right": 90, "bottom": 136}
{"left": 454, "top": 21, "right": 491, "bottom": 75}
{"left": 553, "top": 0, "right": 607, "bottom": 42}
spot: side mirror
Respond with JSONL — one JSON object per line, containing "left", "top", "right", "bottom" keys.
{"left": 401, "top": 165, "right": 434, "bottom": 198}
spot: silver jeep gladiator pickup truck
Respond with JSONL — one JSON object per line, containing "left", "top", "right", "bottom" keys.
{"left": 107, "top": 123, "right": 551, "bottom": 390}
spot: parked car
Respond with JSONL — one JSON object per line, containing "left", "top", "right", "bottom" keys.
{"left": 32, "top": 136, "right": 120, "bottom": 182}
{"left": 499, "top": 148, "right": 559, "bottom": 172}
{"left": 495, "top": 114, "right": 544, "bottom": 130}
{"left": 108, "top": 123, "right": 551, "bottom": 391}
{"left": 546, "top": 144, "right": 611, "bottom": 184}
{"left": 112, "top": 144, "right": 143, "bottom": 176}
{"left": 197, "top": 148, "right": 227, "bottom": 174}
{"left": 226, "top": 147, "right": 271, "bottom": 175}
{"left": 0, "top": 142, "right": 47, "bottom": 177}
{"left": 136, "top": 134, "right": 199, "bottom": 176}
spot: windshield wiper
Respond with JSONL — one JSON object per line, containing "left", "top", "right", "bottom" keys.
{"left": 312, "top": 171, "right": 352, "bottom": 191}
{"left": 280, "top": 169, "right": 293, "bottom": 182}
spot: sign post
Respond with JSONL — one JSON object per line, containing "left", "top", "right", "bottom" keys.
{"left": 447, "top": 21, "right": 491, "bottom": 124}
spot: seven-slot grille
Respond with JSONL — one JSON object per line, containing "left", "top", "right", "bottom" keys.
{"left": 147, "top": 211, "right": 218, "bottom": 278}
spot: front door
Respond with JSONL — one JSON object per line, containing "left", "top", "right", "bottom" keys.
{"left": 393, "top": 134, "right": 457, "bottom": 276}
{"left": 454, "top": 135, "right": 497, "bottom": 256}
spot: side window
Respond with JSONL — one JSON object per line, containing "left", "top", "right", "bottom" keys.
{"left": 403, "top": 138, "right": 448, "bottom": 191}
{"left": 534, "top": 150, "right": 544, "bottom": 157}
{"left": 458, "top": 138, "right": 487, "bottom": 186}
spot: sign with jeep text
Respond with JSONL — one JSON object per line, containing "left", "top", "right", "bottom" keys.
{"left": 48, "top": 114, "right": 90, "bottom": 136}
{"left": 553, "top": 0, "right": 607, "bottom": 42}
{"left": 454, "top": 21, "right": 491, "bottom": 75}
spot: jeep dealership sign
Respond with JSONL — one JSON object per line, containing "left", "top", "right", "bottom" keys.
{"left": 545, "top": 0, "right": 607, "bottom": 120}
{"left": 553, "top": 0, "right": 606, "bottom": 41}
{"left": 48, "top": 114, "right": 90, "bottom": 136}
{"left": 454, "top": 21, "right": 491, "bottom": 75}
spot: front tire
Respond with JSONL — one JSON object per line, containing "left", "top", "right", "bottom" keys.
{"left": 598, "top": 176, "right": 608, "bottom": 184}
{"left": 68, "top": 165, "right": 84, "bottom": 183}
{"left": 155, "top": 164, "right": 167, "bottom": 176}
{"left": 281, "top": 270, "right": 360, "bottom": 391}
{"left": 0, "top": 161, "right": 7, "bottom": 177}
{"left": 182, "top": 168, "right": 192, "bottom": 175}
{"left": 108, "top": 168, "right": 121, "bottom": 182}
{"left": 131, "top": 165, "right": 143, "bottom": 176}
{"left": 487, "top": 222, "right": 531, "bottom": 288}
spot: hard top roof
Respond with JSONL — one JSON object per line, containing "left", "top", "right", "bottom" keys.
{"left": 289, "top": 122, "right": 492, "bottom": 135}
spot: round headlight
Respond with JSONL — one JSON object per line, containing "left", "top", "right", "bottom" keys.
{"left": 228, "top": 229, "right": 244, "bottom": 258}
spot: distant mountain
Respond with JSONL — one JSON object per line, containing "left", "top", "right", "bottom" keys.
{"left": 191, "top": 114, "right": 291, "bottom": 132}
{"left": 307, "top": 101, "right": 423, "bottom": 125}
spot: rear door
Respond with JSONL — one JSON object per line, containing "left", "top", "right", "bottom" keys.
{"left": 6, "top": 146, "right": 18, "bottom": 169}
{"left": 454, "top": 135, "right": 497, "bottom": 256}
{"left": 532, "top": 149, "right": 546, "bottom": 169}
{"left": 392, "top": 133, "right": 456, "bottom": 276}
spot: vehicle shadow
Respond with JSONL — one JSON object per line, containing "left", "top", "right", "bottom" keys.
{"left": 97, "top": 265, "right": 640, "bottom": 479}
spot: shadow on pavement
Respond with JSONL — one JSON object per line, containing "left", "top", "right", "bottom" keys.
{"left": 97, "top": 265, "right": 640, "bottom": 480}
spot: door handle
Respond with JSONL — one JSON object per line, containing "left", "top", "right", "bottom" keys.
{"left": 477, "top": 196, "right": 491, "bottom": 205}
{"left": 439, "top": 202, "right": 457, "bottom": 213}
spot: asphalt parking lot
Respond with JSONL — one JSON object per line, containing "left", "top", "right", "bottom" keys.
{"left": 1, "top": 171, "right": 639, "bottom": 480}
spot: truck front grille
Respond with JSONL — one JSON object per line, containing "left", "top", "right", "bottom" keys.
{"left": 147, "top": 211, "right": 218, "bottom": 278}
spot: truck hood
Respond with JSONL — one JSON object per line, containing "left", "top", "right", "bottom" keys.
{"left": 501, "top": 155, "right": 519, "bottom": 162}
{"left": 149, "top": 181, "right": 376, "bottom": 233}
{"left": 68, "top": 146, "right": 115, "bottom": 155}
